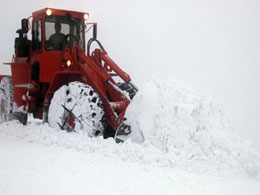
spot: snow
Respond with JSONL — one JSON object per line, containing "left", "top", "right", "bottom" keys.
{"left": 1, "top": 136, "right": 259, "bottom": 195}
{"left": 0, "top": 79, "right": 260, "bottom": 194}
{"left": 126, "top": 79, "right": 260, "bottom": 177}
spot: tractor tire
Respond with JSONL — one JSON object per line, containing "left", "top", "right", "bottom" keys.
{"left": 48, "top": 81, "right": 105, "bottom": 137}
{"left": 0, "top": 77, "right": 14, "bottom": 122}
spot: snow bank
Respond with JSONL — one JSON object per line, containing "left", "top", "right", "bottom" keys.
{"left": 0, "top": 79, "right": 259, "bottom": 178}
{"left": 126, "top": 79, "right": 260, "bottom": 177}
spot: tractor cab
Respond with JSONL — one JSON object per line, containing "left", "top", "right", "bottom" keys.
{"left": 28, "top": 8, "right": 89, "bottom": 83}
{"left": 31, "top": 8, "right": 87, "bottom": 50}
{"left": 14, "top": 8, "right": 90, "bottom": 83}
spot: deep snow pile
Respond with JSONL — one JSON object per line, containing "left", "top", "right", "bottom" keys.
{"left": 126, "top": 79, "right": 260, "bottom": 176}
{"left": 0, "top": 79, "right": 259, "bottom": 178}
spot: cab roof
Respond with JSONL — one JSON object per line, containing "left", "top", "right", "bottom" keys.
{"left": 32, "top": 8, "right": 87, "bottom": 20}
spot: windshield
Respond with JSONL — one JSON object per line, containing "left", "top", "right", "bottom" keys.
{"left": 45, "top": 15, "right": 85, "bottom": 51}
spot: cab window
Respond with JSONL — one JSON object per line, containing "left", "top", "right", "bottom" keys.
{"left": 45, "top": 15, "right": 85, "bottom": 51}
{"left": 32, "top": 20, "right": 42, "bottom": 51}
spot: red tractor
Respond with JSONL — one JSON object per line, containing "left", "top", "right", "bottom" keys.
{"left": 0, "top": 8, "right": 138, "bottom": 140}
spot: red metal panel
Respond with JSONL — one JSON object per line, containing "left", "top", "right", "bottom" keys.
{"left": 11, "top": 62, "right": 31, "bottom": 108}
{"left": 39, "top": 51, "right": 63, "bottom": 82}
{"left": 11, "top": 63, "right": 31, "bottom": 85}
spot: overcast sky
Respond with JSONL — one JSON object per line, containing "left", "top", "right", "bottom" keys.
{"left": 0, "top": 0, "right": 259, "bottom": 147}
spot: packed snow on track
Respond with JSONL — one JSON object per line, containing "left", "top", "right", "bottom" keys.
{"left": 0, "top": 79, "right": 259, "bottom": 195}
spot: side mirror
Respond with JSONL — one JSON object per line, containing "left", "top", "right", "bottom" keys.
{"left": 21, "top": 19, "right": 29, "bottom": 33}
{"left": 93, "top": 23, "right": 97, "bottom": 39}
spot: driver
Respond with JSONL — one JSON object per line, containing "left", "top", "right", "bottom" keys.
{"left": 49, "top": 22, "right": 66, "bottom": 50}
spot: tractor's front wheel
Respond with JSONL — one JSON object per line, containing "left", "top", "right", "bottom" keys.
{"left": 48, "top": 81, "right": 105, "bottom": 137}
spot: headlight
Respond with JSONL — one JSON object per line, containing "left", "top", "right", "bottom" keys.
{"left": 66, "top": 60, "right": 72, "bottom": 67}
{"left": 84, "top": 13, "right": 90, "bottom": 20}
{"left": 46, "top": 9, "right": 52, "bottom": 16}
